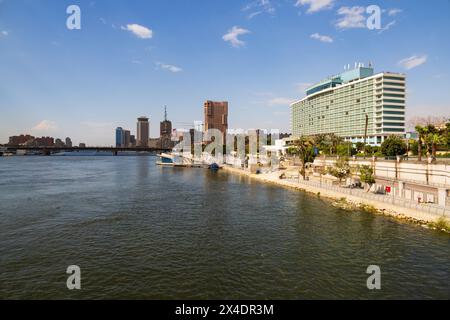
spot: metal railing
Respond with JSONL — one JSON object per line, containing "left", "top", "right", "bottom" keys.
{"left": 285, "top": 177, "right": 450, "bottom": 218}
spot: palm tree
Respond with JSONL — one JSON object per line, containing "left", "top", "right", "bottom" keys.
{"left": 415, "top": 125, "right": 426, "bottom": 161}
{"left": 422, "top": 125, "right": 439, "bottom": 157}
{"left": 428, "top": 133, "right": 446, "bottom": 158}
{"left": 293, "top": 136, "right": 315, "bottom": 180}
{"left": 327, "top": 134, "right": 343, "bottom": 156}
{"left": 313, "top": 134, "right": 327, "bottom": 154}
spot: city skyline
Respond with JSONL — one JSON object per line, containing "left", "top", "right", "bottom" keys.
{"left": 1, "top": 0, "right": 450, "bottom": 146}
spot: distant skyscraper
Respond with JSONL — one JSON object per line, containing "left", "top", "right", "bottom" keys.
{"left": 160, "top": 106, "right": 173, "bottom": 149}
{"left": 160, "top": 106, "right": 172, "bottom": 137}
{"left": 130, "top": 135, "right": 136, "bottom": 147}
{"left": 124, "top": 130, "right": 131, "bottom": 148}
{"left": 116, "top": 127, "right": 124, "bottom": 147}
{"left": 204, "top": 100, "right": 228, "bottom": 142}
{"left": 65, "top": 137, "right": 72, "bottom": 148}
{"left": 137, "top": 117, "right": 150, "bottom": 147}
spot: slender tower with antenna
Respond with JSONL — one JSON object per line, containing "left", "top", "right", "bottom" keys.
{"left": 160, "top": 105, "right": 172, "bottom": 149}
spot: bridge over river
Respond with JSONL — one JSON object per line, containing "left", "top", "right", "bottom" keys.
{"left": 0, "top": 145, "right": 171, "bottom": 156}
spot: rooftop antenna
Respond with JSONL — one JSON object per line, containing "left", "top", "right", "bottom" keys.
{"left": 164, "top": 105, "right": 167, "bottom": 121}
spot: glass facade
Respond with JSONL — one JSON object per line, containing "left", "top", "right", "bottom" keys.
{"left": 291, "top": 70, "right": 406, "bottom": 146}
{"left": 115, "top": 127, "right": 124, "bottom": 147}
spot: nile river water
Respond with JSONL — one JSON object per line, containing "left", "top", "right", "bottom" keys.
{"left": 0, "top": 156, "right": 449, "bottom": 299}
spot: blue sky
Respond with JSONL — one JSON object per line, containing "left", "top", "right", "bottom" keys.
{"left": 1, "top": 0, "right": 449, "bottom": 145}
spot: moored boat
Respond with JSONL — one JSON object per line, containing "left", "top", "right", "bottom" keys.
{"left": 156, "top": 153, "right": 179, "bottom": 166}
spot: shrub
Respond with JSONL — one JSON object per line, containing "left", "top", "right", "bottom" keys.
{"left": 381, "top": 136, "right": 407, "bottom": 157}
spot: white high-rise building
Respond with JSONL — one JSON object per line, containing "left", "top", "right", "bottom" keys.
{"left": 290, "top": 65, "right": 406, "bottom": 146}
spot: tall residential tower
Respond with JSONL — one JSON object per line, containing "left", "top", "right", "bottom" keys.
{"left": 137, "top": 117, "right": 150, "bottom": 147}
{"left": 204, "top": 100, "right": 228, "bottom": 142}
{"left": 290, "top": 65, "right": 406, "bottom": 146}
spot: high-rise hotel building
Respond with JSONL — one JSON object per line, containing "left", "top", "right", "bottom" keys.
{"left": 290, "top": 65, "right": 406, "bottom": 145}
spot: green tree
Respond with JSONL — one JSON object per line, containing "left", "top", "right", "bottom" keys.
{"left": 426, "top": 132, "right": 446, "bottom": 158}
{"left": 313, "top": 134, "right": 328, "bottom": 154}
{"left": 410, "top": 140, "right": 421, "bottom": 156}
{"left": 327, "top": 134, "right": 343, "bottom": 155}
{"left": 415, "top": 125, "right": 427, "bottom": 161}
{"left": 364, "top": 144, "right": 373, "bottom": 155}
{"left": 328, "top": 157, "right": 351, "bottom": 184}
{"left": 336, "top": 142, "right": 356, "bottom": 157}
{"left": 355, "top": 142, "right": 365, "bottom": 153}
{"left": 292, "top": 137, "right": 316, "bottom": 180}
{"left": 381, "top": 136, "right": 407, "bottom": 157}
{"left": 359, "top": 165, "right": 376, "bottom": 192}
{"left": 446, "top": 121, "right": 450, "bottom": 148}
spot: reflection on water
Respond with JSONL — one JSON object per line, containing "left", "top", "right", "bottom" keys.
{"left": 0, "top": 156, "right": 449, "bottom": 299}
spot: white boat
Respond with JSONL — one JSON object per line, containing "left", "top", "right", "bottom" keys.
{"left": 1, "top": 152, "right": 14, "bottom": 157}
{"left": 156, "top": 153, "right": 182, "bottom": 166}
{"left": 156, "top": 153, "right": 206, "bottom": 168}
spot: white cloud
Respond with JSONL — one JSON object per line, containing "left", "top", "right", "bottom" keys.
{"left": 268, "top": 97, "right": 295, "bottom": 106}
{"left": 121, "top": 24, "right": 153, "bottom": 39}
{"left": 310, "top": 32, "right": 333, "bottom": 43}
{"left": 243, "top": 0, "right": 275, "bottom": 19}
{"left": 222, "top": 26, "right": 251, "bottom": 48}
{"left": 0, "top": 30, "right": 8, "bottom": 37}
{"left": 295, "top": 0, "right": 335, "bottom": 13}
{"left": 378, "top": 20, "right": 396, "bottom": 34}
{"left": 335, "top": 6, "right": 366, "bottom": 29}
{"left": 388, "top": 8, "right": 402, "bottom": 16}
{"left": 398, "top": 55, "right": 428, "bottom": 70}
{"left": 156, "top": 62, "right": 183, "bottom": 73}
{"left": 32, "top": 120, "right": 58, "bottom": 132}
{"left": 248, "top": 11, "right": 263, "bottom": 19}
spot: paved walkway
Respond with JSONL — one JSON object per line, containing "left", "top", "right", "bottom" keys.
{"left": 223, "top": 166, "right": 450, "bottom": 224}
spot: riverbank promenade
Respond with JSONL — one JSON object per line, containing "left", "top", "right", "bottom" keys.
{"left": 223, "top": 166, "right": 450, "bottom": 225}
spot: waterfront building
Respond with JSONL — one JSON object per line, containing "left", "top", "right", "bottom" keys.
{"left": 8, "top": 134, "right": 35, "bottom": 145}
{"left": 137, "top": 117, "right": 150, "bottom": 147}
{"left": 55, "top": 138, "right": 65, "bottom": 148}
{"left": 31, "top": 136, "right": 54, "bottom": 147}
{"left": 204, "top": 100, "right": 228, "bottom": 142}
{"left": 148, "top": 138, "right": 161, "bottom": 149}
{"left": 290, "top": 64, "right": 406, "bottom": 146}
{"left": 130, "top": 135, "right": 136, "bottom": 147}
{"left": 79, "top": 143, "right": 86, "bottom": 148}
{"left": 65, "top": 137, "right": 72, "bottom": 148}
{"left": 115, "top": 127, "right": 124, "bottom": 147}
